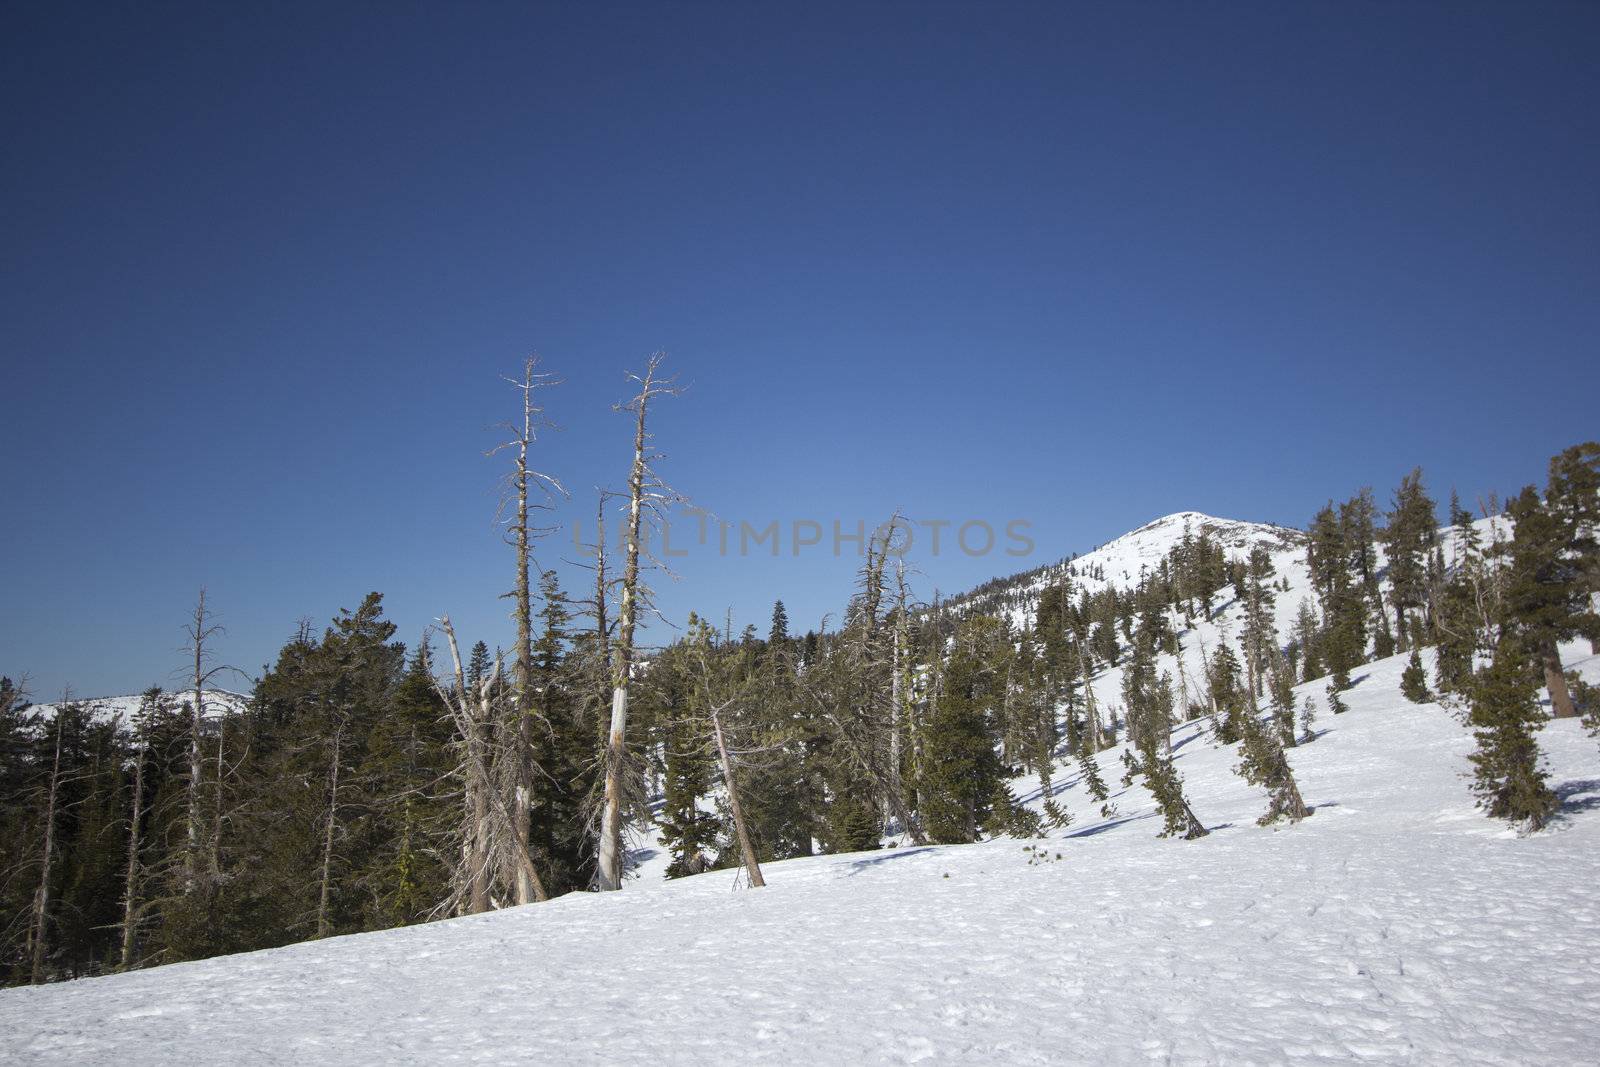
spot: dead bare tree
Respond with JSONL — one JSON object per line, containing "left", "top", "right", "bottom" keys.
{"left": 685, "top": 639, "right": 766, "bottom": 888}
{"left": 28, "top": 694, "right": 70, "bottom": 984}
{"left": 597, "top": 354, "right": 682, "bottom": 892}
{"left": 489, "top": 356, "right": 566, "bottom": 906}
{"left": 314, "top": 714, "right": 346, "bottom": 939}
{"left": 118, "top": 687, "right": 163, "bottom": 970}
{"left": 179, "top": 589, "right": 240, "bottom": 897}
{"left": 432, "top": 617, "right": 549, "bottom": 912}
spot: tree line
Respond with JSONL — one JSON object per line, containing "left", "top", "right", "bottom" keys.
{"left": 2, "top": 351, "right": 1595, "bottom": 985}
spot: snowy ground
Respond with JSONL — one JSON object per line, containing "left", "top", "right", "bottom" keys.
{"left": 5, "top": 647, "right": 1599, "bottom": 1064}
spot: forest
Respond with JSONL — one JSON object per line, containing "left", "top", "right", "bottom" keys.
{"left": 3, "top": 356, "right": 1597, "bottom": 987}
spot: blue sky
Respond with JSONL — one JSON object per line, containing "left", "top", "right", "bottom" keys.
{"left": 3, "top": 2, "right": 1596, "bottom": 697}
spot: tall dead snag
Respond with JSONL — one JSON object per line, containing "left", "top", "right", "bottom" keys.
{"left": 490, "top": 356, "right": 565, "bottom": 905}
{"left": 688, "top": 638, "right": 766, "bottom": 888}
{"left": 28, "top": 695, "right": 68, "bottom": 984}
{"left": 180, "top": 589, "right": 236, "bottom": 897}
{"left": 315, "top": 715, "right": 346, "bottom": 939}
{"left": 433, "top": 616, "right": 548, "bottom": 912}
{"left": 119, "top": 687, "right": 162, "bottom": 970}
{"left": 597, "top": 353, "right": 681, "bottom": 892}
{"left": 435, "top": 617, "right": 494, "bottom": 913}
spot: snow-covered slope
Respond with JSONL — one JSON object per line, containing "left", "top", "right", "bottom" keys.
{"left": 5, "top": 645, "right": 1599, "bottom": 1064}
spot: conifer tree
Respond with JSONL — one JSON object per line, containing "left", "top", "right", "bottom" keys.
{"left": 920, "top": 617, "right": 1011, "bottom": 844}
{"left": 1235, "top": 713, "right": 1310, "bottom": 825}
{"left": 1433, "top": 494, "right": 1486, "bottom": 695}
{"left": 1503, "top": 484, "right": 1598, "bottom": 719}
{"left": 1400, "top": 649, "right": 1431, "bottom": 704}
{"left": 1386, "top": 468, "right": 1437, "bottom": 650}
{"left": 651, "top": 620, "right": 719, "bottom": 878}
{"left": 1075, "top": 745, "right": 1116, "bottom": 819}
{"left": 1467, "top": 637, "right": 1557, "bottom": 831}
{"left": 1130, "top": 725, "right": 1207, "bottom": 840}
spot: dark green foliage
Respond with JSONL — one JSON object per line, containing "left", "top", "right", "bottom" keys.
{"left": 1129, "top": 729, "right": 1206, "bottom": 839}
{"left": 1386, "top": 469, "right": 1437, "bottom": 652}
{"left": 1504, "top": 469, "right": 1600, "bottom": 717}
{"left": 920, "top": 618, "right": 1010, "bottom": 844}
{"left": 1466, "top": 638, "right": 1557, "bottom": 832}
{"left": 1400, "top": 649, "right": 1431, "bottom": 704}
{"left": 1432, "top": 494, "right": 1485, "bottom": 695}
{"left": 646, "top": 621, "right": 721, "bottom": 878}
{"left": 1208, "top": 643, "right": 1246, "bottom": 744}
{"left": 1075, "top": 746, "right": 1116, "bottom": 818}
{"left": 1235, "top": 713, "right": 1310, "bottom": 825}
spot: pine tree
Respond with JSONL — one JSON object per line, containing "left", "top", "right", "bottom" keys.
{"left": 1433, "top": 493, "right": 1485, "bottom": 695}
{"left": 652, "top": 619, "right": 720, "bottom": 878}
{"left": 1466, "top": 637, "right": 1557, "bottom": 831}
{"left": 1235, "top": 713, "right": 1310, "bottom": 825}
{"left": 1130, "top": 728, "right": 1207, "bottom": 840}
{"left": 920, "top": 617, "right": 1009, "bottom": 844}
{"left": 1503, "top": 483, "right": 1599, "bottom": 719}
{"left": 1400, "top": 648, "right": 1431, "bottom": 704}
{"left": 1386, "top": 468, "right": 1437, "bottom": 650}
{"left": 1075, "top": 745, "right": 1116, "bottom": 819}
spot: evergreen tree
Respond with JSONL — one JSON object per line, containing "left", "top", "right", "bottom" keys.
{"left": 1234, "top": 713, "right": 1310, "bottom": 825}
{"left": 650, "top": 618, "right": 721, "bottom": 878}
{"left": 1386, "top": 468, "right": 1437, "bottom": 650}
{"left": 1075, "top": 746, "right": 1116, "bottom": 819}
{"left": 1130, "top": 727, "right": 1207, "bottom": 840}
{"left": 1466, "top": 638, "right": 1557, "bottom": 831}
{"left": 1433, "top": 494, "right": 1486, "bottom": 695}
{"left": 1503, "top": 484, "right": 1599, "bottom": 719}
{"left": 1400, "top": 649, "right": 1431, "bottom": 704}
{"left": 920, "top": 617, "right": 1010, "bottom": 844}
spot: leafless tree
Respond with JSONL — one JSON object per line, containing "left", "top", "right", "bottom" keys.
{"left": 27, "top": 693, "right": 68, "bottom": 984}
{"left": 118, "top": 688, "right": 164, "bottom": 970}
{"left": 489, "top": 356, "right": 566, "bottom": 905}
{"left": 432, "top": 616, "right": 549, "bottom": 912}
{"left": 178, "top": 589, "right": 242, "bottom": 897}
{"left": 597, "top": 354, "right": 682, "bottom": 892}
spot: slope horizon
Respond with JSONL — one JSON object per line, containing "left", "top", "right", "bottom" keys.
{"left": 11, "top": 502, "right": 1452, "bottom": 700}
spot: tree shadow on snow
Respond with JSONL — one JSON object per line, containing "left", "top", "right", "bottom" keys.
{"left": 846, "top": 847, "right": 936, "bottom": 875}
{"left": 1552, "top": 778, "right": 1600, "bottom": 821}
{"left": 1064, "top": 812, "right": 1154, "bottom": 838}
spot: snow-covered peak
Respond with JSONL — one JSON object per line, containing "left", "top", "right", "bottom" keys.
{"left": 946, "top": 510, "right": 1305, "bottom": 625}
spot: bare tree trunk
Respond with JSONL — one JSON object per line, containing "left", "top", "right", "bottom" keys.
{"left": 186, "top": 590, "right": 207, "bottom": 895}
{"left": 598, "top": 355, "right": 676, "bottom": 892}
{"left": 316, "top": 720, "right": 344, "bottom": 939}
{"left": 29, "top": 712, "right": 65, "bottom": 984}
{"left": 119, "top": 698, "right": 152, "bottom": 971}
{"left": 888, "top": 568, "right": 907, "bottom": 810}
{"left": 1076, "top": 640, "right": 1102, "bottom": 752}
{"left": 181, "top": 589, "right": 231, "bottom": 897}
{"left": 592, "top": 492, "right": 611, "bottom": 715}
{"left": 489, "top": 358, "right": 564, "bottom": 905}
{"left": 708, "top": 704, "right": 765, "bottom": 888}
{"left": 1542, "top": 641, "right": 1576, "bottom": 718}
{"left": 209, "top": 716, "right": 226, "bottom": 880}
{"left": 435, "top": 618, "right": 546, "bottom": 913}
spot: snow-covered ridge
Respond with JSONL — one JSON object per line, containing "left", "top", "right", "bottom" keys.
{"left": 22, "top": 690, "right": 251, "bottom": 727}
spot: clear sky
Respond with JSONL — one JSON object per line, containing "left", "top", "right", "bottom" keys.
{"left": 3, "top": 2, "right": 1597, "bottom": 698}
